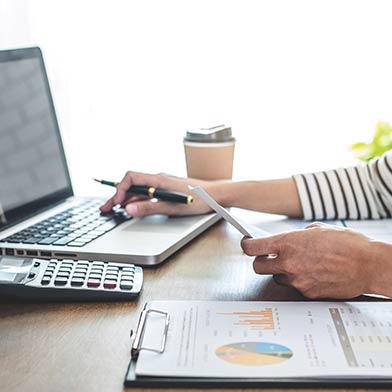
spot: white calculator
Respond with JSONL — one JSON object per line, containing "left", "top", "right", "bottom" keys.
{"left": 0, "top": 256, "right": 143, "bottom": 301}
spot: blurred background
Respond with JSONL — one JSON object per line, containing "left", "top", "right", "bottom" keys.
{"left": 1, "top": 0, "right": 391, "bottom": 197}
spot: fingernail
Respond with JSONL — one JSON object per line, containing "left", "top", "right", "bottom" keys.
{"left": 126, "top": 204, "right": 138, "bottom": 216}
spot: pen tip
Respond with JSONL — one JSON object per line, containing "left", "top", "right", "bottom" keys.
{"left": 93, "top": 178, "right": 101, "bottom": 183}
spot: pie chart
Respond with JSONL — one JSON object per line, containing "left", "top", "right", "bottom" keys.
{"left": 216, "top": 342, "right": 293, "bottom": 366}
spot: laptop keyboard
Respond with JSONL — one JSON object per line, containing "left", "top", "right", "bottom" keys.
{"left": 2, "top": 199, "right": 130, "bottom": 247}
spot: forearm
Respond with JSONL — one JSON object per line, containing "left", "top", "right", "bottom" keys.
{"left": 213, "top": 178, "right": 303, "bottom": 218}
{"left": 292, "top": 152, "right": 392, "bottom": 220}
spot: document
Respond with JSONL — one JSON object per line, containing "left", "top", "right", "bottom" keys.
{"left": 189, "top": 186, "right": 270, "bottom": 238}
{"left": 344, "top": 219, "right": 392, "bottom": 243}
{"left": 135, "top": 300, "right": 392, "bottom": 379}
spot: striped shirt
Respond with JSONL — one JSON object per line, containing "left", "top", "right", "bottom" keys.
{"left": 293, "top": 150, "right": 392, "bottom": 220}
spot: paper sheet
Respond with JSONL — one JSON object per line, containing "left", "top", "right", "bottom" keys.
{"left": 136, "top": 300, "right": 392, "bottom": 379}
{"left": 344, "top": 220, "right": 392, "bottom": 243}
{"left": 189, "top": 186, "right": 270, "bottom": 238}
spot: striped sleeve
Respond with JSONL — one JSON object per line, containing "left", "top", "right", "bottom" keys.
{"left": 293, "top": 150, "right": 392, "bottom": 220}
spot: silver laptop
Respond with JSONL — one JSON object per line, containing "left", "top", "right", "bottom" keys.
{"left": 0, "top": 47, "right": 219, "bottom": 265}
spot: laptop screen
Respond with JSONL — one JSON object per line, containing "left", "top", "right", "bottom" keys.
{"left": 0, "top": 48, "right": 72, "bottom": 229}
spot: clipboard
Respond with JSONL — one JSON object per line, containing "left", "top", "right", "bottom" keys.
{"left": 124, "top": 301, "right": 392, "bottom": 388}
{"left": 124, "top": 361, "right": 392, "bottom": 388}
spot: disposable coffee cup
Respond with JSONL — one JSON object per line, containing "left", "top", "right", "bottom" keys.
{"left": 183, "top": 125, "right": 235, "bottom": 180}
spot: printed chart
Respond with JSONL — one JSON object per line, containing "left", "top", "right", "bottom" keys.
{"left": 217, "top": 307, "right": 276, "bottom": 330}
{"left": 216, "top": 342, "right": 293, "bottom": 366}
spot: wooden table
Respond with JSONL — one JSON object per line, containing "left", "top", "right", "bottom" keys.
{"left": 0, "top": 219, "right": 387, "bottom": 392}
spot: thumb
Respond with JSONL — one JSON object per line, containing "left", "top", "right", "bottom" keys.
{"left": 241, "top": 235, "right": 281, "bottom": 257}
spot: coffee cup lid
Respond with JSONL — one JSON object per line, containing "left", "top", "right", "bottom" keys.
{"left": 184, "top": 125, "right": 235, "bottom": 143}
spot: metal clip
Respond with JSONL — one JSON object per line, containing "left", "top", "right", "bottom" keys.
{"left": 131, "top": 308, "right": 169, "bottom": 358}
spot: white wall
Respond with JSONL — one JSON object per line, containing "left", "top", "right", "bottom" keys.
{"left": 1, "top": 0, "right": 392, "bottom": 196}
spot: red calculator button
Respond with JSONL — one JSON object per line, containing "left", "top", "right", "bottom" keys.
{"left": 87, "top": 279, "right": 100, "bottom": 288}
{"left": 103, "top": 280, "right": 117, "bottom": 289}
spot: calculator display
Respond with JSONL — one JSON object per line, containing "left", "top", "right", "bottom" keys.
{"left": 0, "top": 257, "right": 25, "bottom": 267}
{"left": 0, "top": 271, "right": 18, "bottom": 282}
{"left": 0, "top": 257, "right": 31, "bottom": 282}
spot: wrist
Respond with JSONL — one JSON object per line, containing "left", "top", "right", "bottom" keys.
{"left": 207, "top": 181, "right": 238, "bottom": 208}
{"left": 366, "top": 240, "right": 392, "bottom": 297}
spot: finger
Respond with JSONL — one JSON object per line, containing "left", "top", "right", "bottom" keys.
{"left": 253, "top": 256, "right": 282, "bottom": 275}
{"left": 305, "top": 221, "right": 321, "bottom": 229}
{"left": 100, "top": 176, "right": 139, "bottom": 212}
{"left": 100, "top": 196, "right": 116, "bottom": 213}
{"left": 121, "top": 195, "right": 149, "bottom": 207}
{"left": 112, "top": 172, "right": 135, "bottom": 206}
{"left": 305, "top": 221, "right": 335, "bottom": 229}
{"left": 125, "top": 200, "right": 187, "bottom": 217}
{"left": 241, "top": 235, "right": 282, "bottom": 257}
{"left": 112, "top": 171, "right": 160, "bottom": 205}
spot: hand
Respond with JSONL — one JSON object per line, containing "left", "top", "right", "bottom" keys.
{"left": 100, "top": 171, "right": 225, "bottom": 217}
{"left": 241, "top": 222, "right": 383, "bottom": 299}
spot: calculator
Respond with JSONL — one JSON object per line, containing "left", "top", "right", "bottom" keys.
{"left": 0, "top": 256, "right": 143, "bottom": 301}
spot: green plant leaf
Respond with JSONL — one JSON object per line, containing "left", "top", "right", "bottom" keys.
{"left": 350, "top": 121, "right": 392, "bottom": 162}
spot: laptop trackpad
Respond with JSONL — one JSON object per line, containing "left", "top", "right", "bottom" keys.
{"left": 122, "top": 215, "right": 204, "bottom": 234}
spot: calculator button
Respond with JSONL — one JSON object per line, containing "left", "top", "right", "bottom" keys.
{"left": 56, "top": 271, "right": 70, "bottom": 278}
{"left": 105, "top": 274, "right": 118, "bottom": 280}
{"left": 87, "top": 279, "right": 100, "bottom": 287}
{"left": 75, "top": 267, "right": 88, "bottom": 272}
{"left": 120, "top": 281, "right": 133, "bottom": 290}
{"left": 59, "top": 266, "right": 72, "bottom": 271}
{"left": 103, "top": 280, "right": 117, "bottom": 289}
{"left": 34, "top": 261, "right": 40, "bottom": 267}
{"left": 90, "top": 268, "right": 104, "bottom": 273}
{"left": 107, "top": 266, "right": 119, "bottom": 271}
{"left": 89, "top": 273, "right": 102, "bottom": 279}
{"left": 120, "top": 280, "right": 133, "bottom": 287}
{"left": 41, "top": 277, "right": 51, "bottom": 285}
{"left": 61, "top": 262, "right": 74, "bottom": 267}
{"left": 59, "top": 264, "right": 72, "bottom": 269}
{"left": 54, "top": 277, "right": 68, "bottom": 286}
{"left": 72, "top": 272, "right": 86, "bottom": 278}
{"left": 71, "top": 278, "right": 84, "bottom": 286}
{"left": 122, "top": 267, "right": 134, "bottom": 273}
{"left": 77, "top": 262, "right": 90, "bottom": 266}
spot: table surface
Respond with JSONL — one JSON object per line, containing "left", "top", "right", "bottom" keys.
{"left": 0, "top": 216, "right": 389, "bottom": 392}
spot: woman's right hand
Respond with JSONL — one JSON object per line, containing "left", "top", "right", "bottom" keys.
{"left": 100, "top": 171, "right": 228, "bottom": 217}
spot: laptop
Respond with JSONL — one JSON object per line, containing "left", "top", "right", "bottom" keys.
{"left": 0, "top": 47, "right": 219, "bottom": 265}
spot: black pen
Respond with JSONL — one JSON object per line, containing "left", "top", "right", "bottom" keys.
{"left": 93, "top": 178, "right": 193, "bottom": 204}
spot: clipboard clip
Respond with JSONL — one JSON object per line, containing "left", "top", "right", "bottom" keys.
{"left": 130, "top": 308, "right": 170, "bottom": 359}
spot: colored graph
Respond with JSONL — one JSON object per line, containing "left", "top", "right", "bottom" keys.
{"left": 216, "top": 342, "right": 293, "bottom": 366}
{"left": 217, "top": 307, "right": 275, "bottom": 330}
